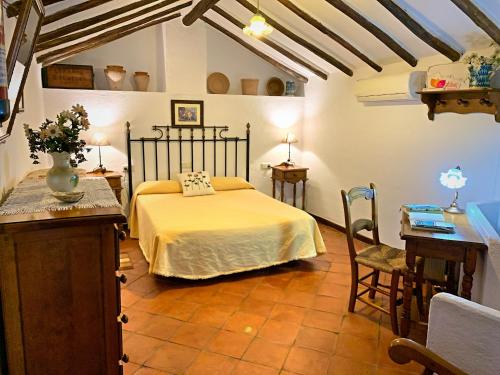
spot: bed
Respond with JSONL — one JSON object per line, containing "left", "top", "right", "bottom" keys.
{"left": 126, "top": 123, "right": 325, "bottom": 279}
{"left": 128, "top": 178, "right": 325, "bottom": 279}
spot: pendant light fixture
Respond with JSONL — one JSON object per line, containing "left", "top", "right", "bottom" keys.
{"left": 243, "top": 0, "right": 273, "bottom": 38}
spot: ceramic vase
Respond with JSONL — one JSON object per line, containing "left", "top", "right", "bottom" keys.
{"left": 241, "top": 79, "right": 259, "bottom": 95}
{"left": 469, "top": 64, "right": 493, "bottom": 87}
{"left": 134, "top": 71, "right": 150, "bottom": 91}
{"left": 46, "top": 152, "right": 80, "bottom": 192}
{"left": 285, "top": 80, "right": 296, "bottom": 96}
{"left": 104, "top": 65, "right": 126, "bottom": 91}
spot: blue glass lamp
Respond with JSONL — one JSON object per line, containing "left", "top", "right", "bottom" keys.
{"left": 440, "top": 166, "right": 467, "bottom": 214}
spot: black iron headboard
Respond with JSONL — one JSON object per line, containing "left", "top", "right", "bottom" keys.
{"left": 126, "top": 122, "right": 251, "bottom": 201}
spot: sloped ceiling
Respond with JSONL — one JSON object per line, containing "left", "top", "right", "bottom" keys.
{"left": 37, "top": 0, "right": 499, "bottom": 78}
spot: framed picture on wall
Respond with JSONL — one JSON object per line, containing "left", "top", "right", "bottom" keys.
{"left": 171, "top": 100, "right": 204, "bottom": 128}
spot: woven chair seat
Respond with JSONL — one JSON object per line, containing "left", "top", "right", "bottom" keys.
{"left": 355, "top": 244, "right": 408, "bottom": 274}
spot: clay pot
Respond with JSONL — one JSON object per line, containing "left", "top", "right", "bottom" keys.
{"left": 133, "top": 71, "right": 150, "bottom": 91}
{"left": 104, "top": 65, "right": 126, "bottom": 90}
{"left": 241, "top": 78, "right": 259, "bottom": 95}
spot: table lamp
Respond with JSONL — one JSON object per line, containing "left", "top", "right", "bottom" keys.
{"left": 282, "top": 132, "right": 298, "bottom": 166}
{"left": 440, "top": 166, "right": 467, "bottom": 214}
{"left": 89, "top": 132, "right": 110, "bottom": 173}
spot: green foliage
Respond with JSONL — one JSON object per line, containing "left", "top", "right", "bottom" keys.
{"left": 463, "top": 44, "right": 500, "bottom": 68}
{"left": 24, "top": 104, "right": 90, "bottom": 167}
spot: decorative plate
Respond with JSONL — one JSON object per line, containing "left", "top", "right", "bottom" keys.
{"left": 207, "top": 72, "right": 230, "bottom": 94}
{"left": 266, "top": 77, "right": 285, "bottom": 96}
{"left": 52, "top": 191, "right": 85, "bottom": 203}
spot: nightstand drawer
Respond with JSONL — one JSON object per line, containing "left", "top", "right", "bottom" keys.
{"left": 272, "top": 169, "right": 285, "bottom": 180}
{"left": 286, "top": 171, "right": 306, "bottom": 182}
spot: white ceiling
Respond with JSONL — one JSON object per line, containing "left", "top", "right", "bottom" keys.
{"left": 40, "top": 0, "right": 500, "bottom": 78}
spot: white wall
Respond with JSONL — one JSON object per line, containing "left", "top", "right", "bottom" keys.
{"left": 62, "top": 26, "right": 166, "bottom": 92}
{"left": 206, "top": 26, "right": 303, "bottom": 96}
{"left": 303, "top": 54, "right": 500, "bottom": 248}
{"left": 43, "top": 21, "right": 304, "bottom": 201}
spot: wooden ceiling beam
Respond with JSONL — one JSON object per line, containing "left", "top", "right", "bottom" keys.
{"left": 7, "top": 0, "right": 63, "bottom": 18}
{"left": 39, "top": 0, "right": 180, "bottom": 43}
{"left": 43, "top": 0, "right": 114, "bottom": 26}
{"left": 275, "top": 0, "right": 381, "bottom": 72}
{"left": 324, "top": 0, "right": 418, "bottom": 66}
{"left": 37, "top": 1, "right": 192, "bottom": 52}
{"left": 182, "top": 0, "right": 221, "bottom": 26}
{"left": 212, "top": 6, "right": 328, "bottom": 80}
{"left": 200, "top": 16, "right": 308, "bottom": 83}
{"left": 235, "top": 0, "right": 352, "bottom": 76}
{"left": 376, "top": 0, "right": 461, "bottom": 61}
{"left": 449, "top": 0, "right": 500, "bottom": 44}
{"left": 38, "top": 13, "right": 181, "bottom": 66}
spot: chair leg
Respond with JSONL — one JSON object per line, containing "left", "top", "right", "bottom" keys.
{"left": 389, "top": 269, "right": 400, "bottom": 335}
{"left": 425, "top": 280, "right": 433, "bottom": 318}
{"left": 415, "top": 261, "right": 425, "bottom": 319}
{"left": 348, "top": 262, "right": 359, "bottom": 313}
{"left": 368, "top": 270, "right": 379, "bottom": 299}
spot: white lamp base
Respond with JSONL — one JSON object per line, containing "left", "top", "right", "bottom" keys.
{"left": 445, "top": 191, "right": 464, "bottom": 214}
{"left": 445, "top": 205, "right": 464, "bottom": 214}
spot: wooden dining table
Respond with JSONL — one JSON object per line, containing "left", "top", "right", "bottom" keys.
{"left": 399, "top": 208, "right": 488, "bottom": 337}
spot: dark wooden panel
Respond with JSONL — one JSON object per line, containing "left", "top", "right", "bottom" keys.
{"left": 42, "top": 64, "right": 95, "bottom": 90}
{"left": 14, "top": 226, "right": 108, "bottom": 374}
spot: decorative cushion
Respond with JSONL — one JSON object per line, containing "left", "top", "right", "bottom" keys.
{"left": 210, "top": 176, "right": 254, "bottom": 191}
{"left": 355, "top": 244, "right": 408, "bottom": 273}
{"left": 178, "top": 171, "right": 216, "bottom": 197}
{"left": 133, "top": 180, "right": 183, "bottom": 195}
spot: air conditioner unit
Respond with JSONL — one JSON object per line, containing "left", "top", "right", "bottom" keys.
{"left": 354, "top": 71, "right": 427, "bottom": 102}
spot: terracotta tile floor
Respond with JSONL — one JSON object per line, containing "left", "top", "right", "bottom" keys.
{"left": 120, "top": 224, "right": 426, "bottom": 375}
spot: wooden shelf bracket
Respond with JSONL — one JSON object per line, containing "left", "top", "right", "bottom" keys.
{"left": 418, "top": 89, "right": 500, "bottom": 123}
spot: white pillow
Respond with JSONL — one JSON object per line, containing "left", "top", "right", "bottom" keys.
{"left": 177, "top": 171, "right": 216, "bottom": 197}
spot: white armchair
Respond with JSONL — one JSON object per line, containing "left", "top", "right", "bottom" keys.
{"left": 389, "top": 293, "right": 500, "bottom": 375}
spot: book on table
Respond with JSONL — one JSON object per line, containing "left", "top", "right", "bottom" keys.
{"left": 404, "top": 204, "right": 456, "bottom": 233}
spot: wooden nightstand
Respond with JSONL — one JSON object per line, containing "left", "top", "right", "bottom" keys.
{"left": 272, "top": 164, "right": 308, "bottom": 209}
{"left": 87, "top": 171, "right": 123, "bottom": 204}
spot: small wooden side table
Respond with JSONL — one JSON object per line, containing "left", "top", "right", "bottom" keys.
{"left": 271, "top": 164, "right": 308, "bottom": 209}
{"left": 87, "top": 171, "right": 123, "bottom": 204}
{"left": 399, "top": 209, "right": 487, "bottom": 337}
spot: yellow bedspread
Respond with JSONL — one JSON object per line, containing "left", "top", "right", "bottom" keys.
{"left": 129, "top": 183, "right": 325, "bottom": 279}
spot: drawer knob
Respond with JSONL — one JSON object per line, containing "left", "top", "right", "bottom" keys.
{"left": 118, "top": 231, "right": 126, "bottom": 241}
{"left": 118, "top": 274, "right": 127, "bottom": 284}
{"left": 119, "top": 314, "right": 129, "bottom": 324}
{"left": 121, "top": 354, "right": 129, "bottom": 363}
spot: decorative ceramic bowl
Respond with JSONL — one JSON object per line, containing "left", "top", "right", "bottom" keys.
{"left": 207, "top": 72, "right": 230, "bottom": 94}
{"left": 266, "top": 77, "right": 284, "bottom": 96}
{"left": 52, "top": 191, "right": 85, "bottom": 203}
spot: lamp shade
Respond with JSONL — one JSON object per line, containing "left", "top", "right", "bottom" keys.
{"left": 283, "top": 132, "right": 298, "bottom": 144}
{"left": 440, "top": 166, "right": 467, "bottom": 189}
{"left": 89, "top": 132, "right": 110, "bottom": 146}
{"left": 243, "top": 13, "right": 273, "bottom": 37}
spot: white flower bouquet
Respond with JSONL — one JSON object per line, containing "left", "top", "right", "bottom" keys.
{"left": 24, "top": 104, "right": 90, "bottom": 166}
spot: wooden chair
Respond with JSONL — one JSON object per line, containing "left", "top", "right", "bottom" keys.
{"left": 389, "top": 293, "right": 500, "bottom": 375}
{"left": 341, "top": 183, "right": 424, "bottom": 335}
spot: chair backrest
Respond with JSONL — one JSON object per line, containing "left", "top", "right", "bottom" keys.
{"left": 341, "top": 183, "right": 380, "bottom": 260}
{"left": 427, "top": 293, "right": 500, "bottom": 375}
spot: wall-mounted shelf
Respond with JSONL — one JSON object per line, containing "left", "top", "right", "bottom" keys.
{"left": 418, "top": 88, "right": 500, "bottom": 123}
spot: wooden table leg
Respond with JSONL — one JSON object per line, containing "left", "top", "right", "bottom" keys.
{"left": 401, "top": 242, "right": 417, "bottom": 338}
{"left": 302, "top": 180, "right": 306, "bottom": 210}
{"left": 272, "top": 178, "right": 276, "bottom": 199}
{"left": 461, "top": 248, "right": 477, "bottom": 300}
{"left": 280, "top": 181, "right": 285, "bottom": 202}
{"left": 293, "top": 183, "right": 297, "bottom": 207}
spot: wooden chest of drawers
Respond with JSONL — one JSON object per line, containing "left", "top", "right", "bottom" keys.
{"left": 0, "top": 206, "right": 127, "bottom": 374}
